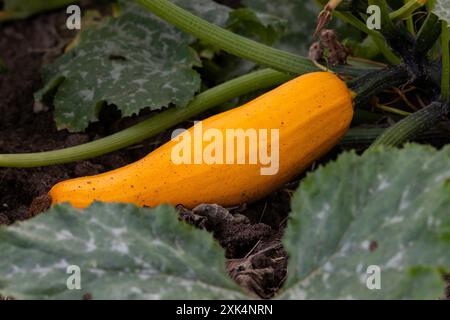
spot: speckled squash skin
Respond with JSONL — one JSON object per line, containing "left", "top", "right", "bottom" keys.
{"left": 49, "top": 72, "right": 353, "bottom": 209}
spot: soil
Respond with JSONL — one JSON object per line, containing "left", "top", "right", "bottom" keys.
{"left": 0, "top": 6, "right": 449, "bottom": 300}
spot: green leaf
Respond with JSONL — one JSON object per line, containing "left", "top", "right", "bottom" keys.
{"left": 0, "top": 203, "right": 246, "bottom": 299}
{"left": 1, "top": 0, "right": 78, "bottom": 21}
{"left": 281, "top": 145, "right": 450, "bottom": 299}
{"left": 174, "top": 0, "right": 231, "bottom": 26}
{"left": 434, "top": 0, "right": 450, "bottom": 26}
{"left": 36, "top": 0, "right": 231, "bottom": 132}
{"left": 243, "top": 0, "right": 363, "bottom": 55}
{"left": 242, "top": 0, "right": 319, "bottom": 54}
{"left": 226, "top": 8, "right": 287, "bottom": 45}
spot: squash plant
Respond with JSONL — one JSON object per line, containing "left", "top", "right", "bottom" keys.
{"left": 0, "top": 0, "right": 449, "bottom": 299}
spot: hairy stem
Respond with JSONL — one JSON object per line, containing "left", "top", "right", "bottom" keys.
{"left": 136, "top": 0, "right": 371, "bottom": 76}
{"left": 340, "top": 124, "right": 450, "bottom": 146}
{"left": 370, "top": 101, "right": 448, "bottom": 147}
{"left": 350, "top": 65, "right": 411, "bottom": 106}
{"left": 0, "top": 69, "right": 292, "bottom": 168}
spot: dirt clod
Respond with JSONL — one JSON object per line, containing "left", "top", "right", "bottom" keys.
{"left": 28, "top": 194, "right": 52, "bottom": 217}
{"left": 179, "top": 204, "right": 288, "bottom": 298}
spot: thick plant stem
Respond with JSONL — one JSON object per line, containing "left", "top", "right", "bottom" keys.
{"left": 441, "top": 21, "right": 449, "bottom": 102}
{"left": 136, "top": 0, "right": 315, "bottom": 75}
{"left": 370, "top": 101, "right": 448, "bottom": 148}
{"left": 0, "top": 69, "right": 292, "bottom": 168}
{"left": 350, "top": 65, "right": 411, "bottom": 106}
{"left": 136, "top": 0, "right": 370, "bottom": 76}
{"left": 340, "top": 125, "right": 450, "bottom": 146}
{"left": 415, "top": 13, "right": 441, "bottom": 56}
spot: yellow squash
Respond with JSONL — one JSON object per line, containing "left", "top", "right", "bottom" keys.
{"left": 49, "top": 72, "right": 353, "bottom": 209}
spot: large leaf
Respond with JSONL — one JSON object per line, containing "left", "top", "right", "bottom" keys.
{"left": 281, "top": 145, "right": 450, "bottom": 299}
{"left": 242, "top": 0, "right": 319, "bottom": 55}
{"left": 434, "top": 0, "right": 450, "bottom": 26}
{"left": 226, "top": 8, "right": 287, "bottom": 45}
{"left": 0, "top": 203, "right": 246, "bottom": 299}
{"left": 36, "top": 0, "right": 231, "bottom": 132}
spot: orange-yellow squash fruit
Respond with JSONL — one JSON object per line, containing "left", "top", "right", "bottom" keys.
{"left": 49, "top": 72, "right": 353, "bottom": 209}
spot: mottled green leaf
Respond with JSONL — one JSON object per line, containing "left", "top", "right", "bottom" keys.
{"left": 0, "top": 203, "right": 245, "bottom": 299}
{"left": 36, "top": 0, "right": 231, "bottom": 132}
{"left": 227, "top": 8, "right": 287, "bottom": 45}
{"left": 242, "top": 0, "right": 319, "bottom": 54}
{"left": 434, "top": 0, "right": 450, "bottom": 26}
{"left": 281, "top": 145, "right": 450, "bottom": 299}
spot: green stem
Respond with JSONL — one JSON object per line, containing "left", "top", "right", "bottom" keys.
{"left": 406, "top": 16, "right": 415, "bottom": 35}
{"left": 350, "top": 65, "right": 411, "bottom": 106}
{"left": 370, "top": 101, "right": 448, "bottom": 147}
{"left": 404, "top": 0, "right": 416, "bottom": 34}
{"left": 341, "top": 127, "right": 388, "bottom": 146}
{"left": 441, "top": 21, "right": 449, "bottom": 102}
{"left": 340, "top": 125, "right": 450, "bottom": 146}
{"left": 376, "top": 104, "right": 411, "bottom": 116}
{"left": 0, "top": 69, "right": 292, "bottom": 168}
{"left": 136, "top": 0, "right": 314, "bottom": 75}
{"left": 390, "top": 0, "right": 426, "bottom": 21}
{"left": 415, "top": 12, "right": 441, "bottom": 56}
{"left": 136, "top": 0, "right": 369, "bottom": 76}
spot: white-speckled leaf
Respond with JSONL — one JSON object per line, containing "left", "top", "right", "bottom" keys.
{"left": 35, "top": 0, "right": 231, "bottom": 132}
{"left": 0, "top": 203, "right": 246, "bottom": 299}
{"left": 281, "top": 145, "right": 450, "bottom": 299}
{"left": 434, "top": 0, "right": 450, "bottom": 26}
